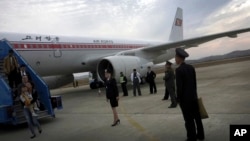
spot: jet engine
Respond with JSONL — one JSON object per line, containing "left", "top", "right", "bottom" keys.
{"left": 42, "top": 74, "right": 74, "bottom": 89}
{"left": 97, "top": 56, "right": 152, "bottom": 82}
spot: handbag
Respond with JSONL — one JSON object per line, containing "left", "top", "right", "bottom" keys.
{"left": 198, "top": 97, "right": 209, "bottom": 119}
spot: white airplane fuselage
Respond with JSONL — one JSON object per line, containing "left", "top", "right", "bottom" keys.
{"left": 5, "top": 35, "right": 173, "bottom": 77}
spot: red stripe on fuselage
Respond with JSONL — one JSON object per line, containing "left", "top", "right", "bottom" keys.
{"left": 10, "top": 41, "right": 145, "bottom": 50}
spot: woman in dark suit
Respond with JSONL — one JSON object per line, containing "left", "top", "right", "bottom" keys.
{"left": 104, "top": 69, "right": 120, "bottom": 126}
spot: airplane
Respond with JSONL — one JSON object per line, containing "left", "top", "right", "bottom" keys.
{"left": 0, "top": 7, "right": 250, "bottom": 89}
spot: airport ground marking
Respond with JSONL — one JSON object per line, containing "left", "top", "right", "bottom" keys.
{"left": 120, "top": 103, "right": 160, "bottom": 141}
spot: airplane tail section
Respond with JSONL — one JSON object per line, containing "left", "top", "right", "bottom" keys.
{"left": 169, "top": 7, "right": 183, "bottom": 42}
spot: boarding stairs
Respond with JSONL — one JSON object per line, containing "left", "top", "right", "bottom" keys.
{"left": 0, "top": 39, "right": 62, "bottom": 125}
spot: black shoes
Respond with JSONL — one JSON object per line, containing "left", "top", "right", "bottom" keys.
{"left": 197, "top": 136, "right": 205, "bottom": 141}
{"left": 111, "top": 119, "right": 120, "bottom": 127}
{"left": 30, "top": 129, "right": 42, "bottom": 139}
{"left": 185, "top": 136, "right": 205, "bottom": 141}
{"left": 168, "top": 104, "right": 177, "bottom": 108}
{"left": 30, "top": 134, "right": 36, "bottom": 139}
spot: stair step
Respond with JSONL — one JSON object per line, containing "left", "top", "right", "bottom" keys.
{"left": 14, "top": 110, "right": 50, "bottom": 124}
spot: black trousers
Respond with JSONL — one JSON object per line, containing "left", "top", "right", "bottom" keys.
{"left": 7, "top": 69, "right": 18, "bottom": 88}
{"left": 121, "top": 83, "right": 128, "bottom": 96}
{"left": 163, "top": 87, "right": 169, "bottom": 99}
{"left": 133, "top": 81, "right": 141, "bottom": 96}
{"left": 166, "top": 85, "right": 177, "bottom": 106}
{"left": 149, "top": 80, "right": 157, "bottom": 93}
{"left": 180, "top": 100, "right": 205, "bottom": 141}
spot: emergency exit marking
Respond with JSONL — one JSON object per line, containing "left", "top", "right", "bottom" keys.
{"left": 230, "top": 125, "right": 250, "bottom": 141}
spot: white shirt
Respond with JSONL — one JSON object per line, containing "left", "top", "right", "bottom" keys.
{"left": 21, "top": 70, "right": 26, "bottom": 76}
{"left": 130, "top": 72, "right": 141, "bottom": 83}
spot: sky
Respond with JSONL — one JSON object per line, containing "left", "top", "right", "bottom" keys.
{"left": 0, "top": 0, "right": 250, "bottom": 60}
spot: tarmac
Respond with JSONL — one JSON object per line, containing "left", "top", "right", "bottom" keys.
{"left": 1, "top": 57, "right": 250, "bottom": 141}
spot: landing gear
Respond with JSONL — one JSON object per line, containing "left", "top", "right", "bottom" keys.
{"left": 90, "top": 79, "right": 104, "bottom": 89}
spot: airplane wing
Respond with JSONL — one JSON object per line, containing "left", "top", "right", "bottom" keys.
{"left": 141, "top": 27, "right": 250, "bottom": 52}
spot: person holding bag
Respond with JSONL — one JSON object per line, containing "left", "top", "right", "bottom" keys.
{"left": 175, "top": 48, "right": 205, "bottom": 141}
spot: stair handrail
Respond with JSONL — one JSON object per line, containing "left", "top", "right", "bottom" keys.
{"left": 0, "top": 75, "right": 12, "bottom": 106}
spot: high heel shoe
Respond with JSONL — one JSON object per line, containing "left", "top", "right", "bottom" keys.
{"left": 111, "top": 119, "right": 120, "bottom": 127}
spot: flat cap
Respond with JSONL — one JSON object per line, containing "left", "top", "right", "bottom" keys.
{"left": 175, "top": 48, "right": 189, "bottom": 58}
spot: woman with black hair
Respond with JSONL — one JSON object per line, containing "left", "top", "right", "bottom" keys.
{"left": 104, "top": 69, "right": 120, "bottom": 127}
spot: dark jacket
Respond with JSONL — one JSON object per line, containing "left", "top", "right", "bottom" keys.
{"left": 30, "top": 89, "right": 38, "bottom": 104}
{"left": 146, "top": 71, "right": 156, "bottom": 82}
{"left": 16, "top": 69, "right": 32, "bottom": 85}
{"left": 105, "top": 78, "right": 119, "bottom": 99}
{"left": 164, "top": 68, "right": 175, "bottom": 87}
{"left": 175, "top": 63, "right": 198, "bottom": 102}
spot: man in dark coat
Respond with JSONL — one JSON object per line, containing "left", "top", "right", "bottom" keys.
{"left": 16, "top": 64, "right": 32, "bottom": 85}
{"left": 164, "top": 61, "right": 177, "bottom": 108}
{"left": 146, "top": 66, "right": 157, "bottom": 94}
{"left": 175, "top": 48, "right": 204, "bottom": 141}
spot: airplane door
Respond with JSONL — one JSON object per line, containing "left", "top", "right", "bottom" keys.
{"left": 53, "top": 44, "right": 62, "bottom": 58}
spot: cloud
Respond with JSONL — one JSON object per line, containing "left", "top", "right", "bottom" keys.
{"left": 180, "top": 0, "right": 250, "bottom": 59}
{"left": 0, "top": 0, "right": 250, "bottom": 60}
{"left": 194, "top": 0, "right": 250, "bottom": 35}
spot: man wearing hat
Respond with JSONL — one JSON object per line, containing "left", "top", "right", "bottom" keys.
{"left": 163, "top": 61, "right": 177, "bottom": 108}
{"left": 175, "top": 48, "right": 204, "bottom": 141}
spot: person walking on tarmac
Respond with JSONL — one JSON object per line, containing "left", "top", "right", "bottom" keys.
{"left": 146, "top": 66, "right": 157, "bottom": 94}
{"left": 20, "top": 84, "right": 42, "bottom": 139}
{"left": 131, "top": 69, "right": 141, "bottom": 96}
{"left": 120, "top": 72, "right": 128, "bottom": 96}
{"left": 175, "top": 48, "right": 204, "bottom": 141}
{"left": 164, "top": 61, "right": 177, "bottom": 108}
{"left": 3, "top": 50, "right": 19, "bottom": 89}
{"left": 104, "top": 69, "right": 120, "bottom": 127}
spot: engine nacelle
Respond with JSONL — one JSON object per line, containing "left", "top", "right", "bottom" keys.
{"left": 97, "top": 56, "right": 152, "bottom": 82}
{"left": 42, "top": 74, "right": 74, "bottom": 89}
